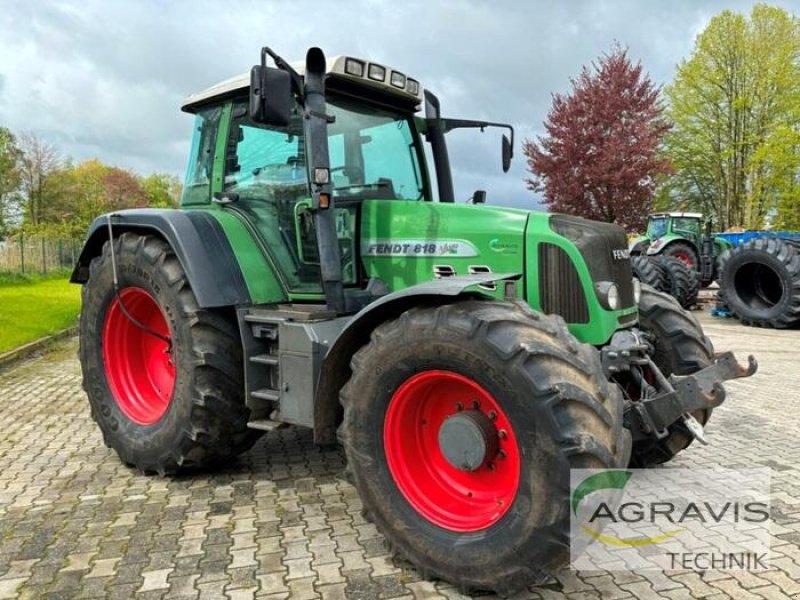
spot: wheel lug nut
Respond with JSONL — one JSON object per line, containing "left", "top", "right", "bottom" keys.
{"left": 487, "top": 463, "right": 494, "bottom": 471}
{"left": 498, "top": 429, "right": 507, "bottom": 440}
{"left": 498, "top": 449, "right": 507, "bottom": 459}
{"left": 455, "top": 402, "right": 463, "bottom": 411}
{"left": 472, "top": 400, "right": 480, "bottom": 409}
{"left": 488, "top": 410, "right": 497, "bottom": 420}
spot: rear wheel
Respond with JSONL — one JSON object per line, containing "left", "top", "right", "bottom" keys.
{"left": 663, "top": 241, "right": 698, "bottom": 270}
{"left": 629, "top": 285, "right": 714, "bottom": 467}
{"left": 79, "top": 232, "right": 260, "bottom": 474}
{"left": 340, "top": 301, "right": 630, "bottom": 594}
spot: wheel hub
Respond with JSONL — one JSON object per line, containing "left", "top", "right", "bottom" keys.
{"left": 438, "top": 409, "right": 498, "bottom": 471}
{"left": 383, "top": 370, "right": 521, "bottom": 532}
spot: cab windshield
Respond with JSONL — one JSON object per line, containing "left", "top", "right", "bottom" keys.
{"left": 327, "top": 97, "right": 424, "bottom": 200}
{"left": 223, "top": 94, "right": 426, "bottom": 293}
{"left": 647, "top": 216, "right": 668, "bottom": 239}
{"left": 224, "top": 96, "right": 425, "bottom": 203}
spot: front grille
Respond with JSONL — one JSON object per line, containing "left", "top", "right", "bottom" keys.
{"left": 539, "top": 243, "right": 590, "bottom": 323}
{"left": 549, "top": 215, "right": 635, "bottom": 309}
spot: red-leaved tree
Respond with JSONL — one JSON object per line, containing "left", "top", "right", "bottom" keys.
{"left": 524, "top": 47, "right": 670, "bottom": 231}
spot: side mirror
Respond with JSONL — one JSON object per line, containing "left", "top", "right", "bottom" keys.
{"left": 502, "top": 134, "right": 513, "bottom": 173}
{"left": 471, "top": 190, "right": 487, "bottom": 204}
{"left": 250, "top": 65, "right": 291, "bottom": 127}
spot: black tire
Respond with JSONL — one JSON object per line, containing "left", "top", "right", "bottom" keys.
{"left": 339, "top": 300, "right": 630, "bottom": 595}
{"left": 659, "top": 256, "right": 693, "bottom": 307}
{"left": 662, "top": 241, "right": 699, "bottom": 271}
{"left": 631, "top": 256, "right": 665, "bottom": 290}
{"left": 79, "top": 232, "right": 260, "bottom": 474}
{"left": 629, "top": 285, "right": 715, "bottom": 467}
{"left": 718, "top": 237, "right": 800, "bottom": 328}
{"left": 684, "top": 267, "right": 700, "bottom": 307}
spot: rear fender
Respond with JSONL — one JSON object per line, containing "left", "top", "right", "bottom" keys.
{"left": 70, "top": 209, "right": 251, "bottom": 308}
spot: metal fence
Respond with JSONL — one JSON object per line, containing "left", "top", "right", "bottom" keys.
{"left": 0, "top": 235, "right": 81, "bottom": 274}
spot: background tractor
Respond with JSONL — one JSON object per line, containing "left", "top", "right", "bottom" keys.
{"left": 71, "top": 46, "right": 756, "bottom": 594}
{"left": 629, "top": 212, "right": 733, "bottom": 287}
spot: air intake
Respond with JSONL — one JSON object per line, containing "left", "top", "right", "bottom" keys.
{"left": 538, "top": 243, "right": 590, "bottom": 323}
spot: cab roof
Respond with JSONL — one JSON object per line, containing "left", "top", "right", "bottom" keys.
{"left": 651, "top": 212, "right": 703, "bottom": 219}
{"left": 181, "top": 55, "right": 423, "bottom": 113}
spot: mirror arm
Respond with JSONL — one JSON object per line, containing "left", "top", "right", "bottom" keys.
{"left": 262, "top": 46, "right": 304, "bottom": 97}
{"left": 439, "top": 118, "right": 514, "bottom": 158}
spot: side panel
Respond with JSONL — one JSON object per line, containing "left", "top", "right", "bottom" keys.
{"left": 201, "top": 208, "right": 286, "bottom": 304}
{"left": 359, "top": 200, "right": 528, "bottom": 294}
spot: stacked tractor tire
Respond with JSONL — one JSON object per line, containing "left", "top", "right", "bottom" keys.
{"left": 632, "top": 255, "right": 699, "bottom": 309}
{"left": 717, "top": 237, "right": 800, "bottom": 328}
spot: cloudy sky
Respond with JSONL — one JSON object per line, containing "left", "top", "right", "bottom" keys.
{"left": 1, "top": 0, "right": 798, "bottom": 209}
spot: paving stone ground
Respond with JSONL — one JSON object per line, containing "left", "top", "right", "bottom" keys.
{"left": 0, "top": 312, "right": 798, "bottom": 599}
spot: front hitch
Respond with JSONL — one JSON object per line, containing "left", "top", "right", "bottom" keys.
{"left": 626, "top": 351, "right": 758, "bottom": 440}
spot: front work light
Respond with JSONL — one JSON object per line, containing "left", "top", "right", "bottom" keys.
{"left": 368, "top": 64, "right": 386, "bottom": 81}
{"left": 345, "top": 58, "right": 365, "bottom": 77}
{"left": 390, "top": 71, "right": 406, "bottom": 88}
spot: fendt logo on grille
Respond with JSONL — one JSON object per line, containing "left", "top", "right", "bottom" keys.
{"left": 612, "top": 249, "right": 631, "bottom": 261}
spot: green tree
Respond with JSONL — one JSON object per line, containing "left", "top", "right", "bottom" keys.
{"left": 142, "top": 173, "right": 182, "bottom": 208}
{"left": 662, "top": 4, "right": 800, "bottom": 230}
{"left": 0, "top": 127, "right": 22, "bottom": 237}
{"left": 46, "top": 160, "right": 148, "bottom": 237}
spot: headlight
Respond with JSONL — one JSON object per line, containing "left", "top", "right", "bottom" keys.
{"left": 607, "top": 284, "right": 620, "bottom": 310}
{"left": 633, "top": 278, "right": 641, "bottom": 304}
{"left": 595, "top": 281, "right": 620, "bottom": 310}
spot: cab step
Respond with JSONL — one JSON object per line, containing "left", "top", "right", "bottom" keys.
{"left": 247, "top": 419, "right": 286, "bottom": 432}
{"left": 250, "top": 354, "right": 279, "bottom": 366}
{"left": 251, "top": 388, "right": 280, "bottom": 402}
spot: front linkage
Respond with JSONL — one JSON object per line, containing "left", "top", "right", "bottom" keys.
{"left": 602, "top": 328, "right": 758, "bottom": 443}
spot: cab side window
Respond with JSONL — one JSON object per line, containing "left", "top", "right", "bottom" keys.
{"left": 181, "top": 106, "right": 221, "bottom": 205}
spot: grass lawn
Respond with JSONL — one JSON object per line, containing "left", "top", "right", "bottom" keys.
{"left": 0, "top": 273, "right": 81, "bottom": 353}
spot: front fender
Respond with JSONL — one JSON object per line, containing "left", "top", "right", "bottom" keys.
{"left": 70, "top": 209, "right": 251, "bottom": 308}
{"left": 312, "top": 273, "right": 521, "bottom": 443}
{"left": 645, "top": 233, "right": 680, "bottom": 256}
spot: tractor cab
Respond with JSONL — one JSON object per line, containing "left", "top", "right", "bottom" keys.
{"left": 180, "top": 50, "right": 513, "bottom": 313}
{"left": 644, "top": 212, "right": 703, "bottom": 241}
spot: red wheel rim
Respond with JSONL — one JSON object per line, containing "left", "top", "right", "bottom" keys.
{"left": 673, "top": 251, "right": 694, "bottom": 268}
{"left": 383, "top": 370, "right": 520, "bottom": 532}
{"left": 102, "top": 287, "right": 175, "bottom": 425}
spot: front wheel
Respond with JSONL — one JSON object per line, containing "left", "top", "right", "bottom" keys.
{"left": 339, "top": 301, "right": 630, "bottom": 595}
{"left": 79, "top": 232, "right": 260, "bottom": 474}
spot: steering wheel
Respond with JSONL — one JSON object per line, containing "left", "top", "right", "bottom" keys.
{"left": 331, "top": 165, "right": 364, "bottom": 183}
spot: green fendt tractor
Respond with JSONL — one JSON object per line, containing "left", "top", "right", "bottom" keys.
{"left": 72, "top": 47, "right": 757, "bottom": 593}
{"left": 629, "top": 212, "right": 734, "bottom": 286}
